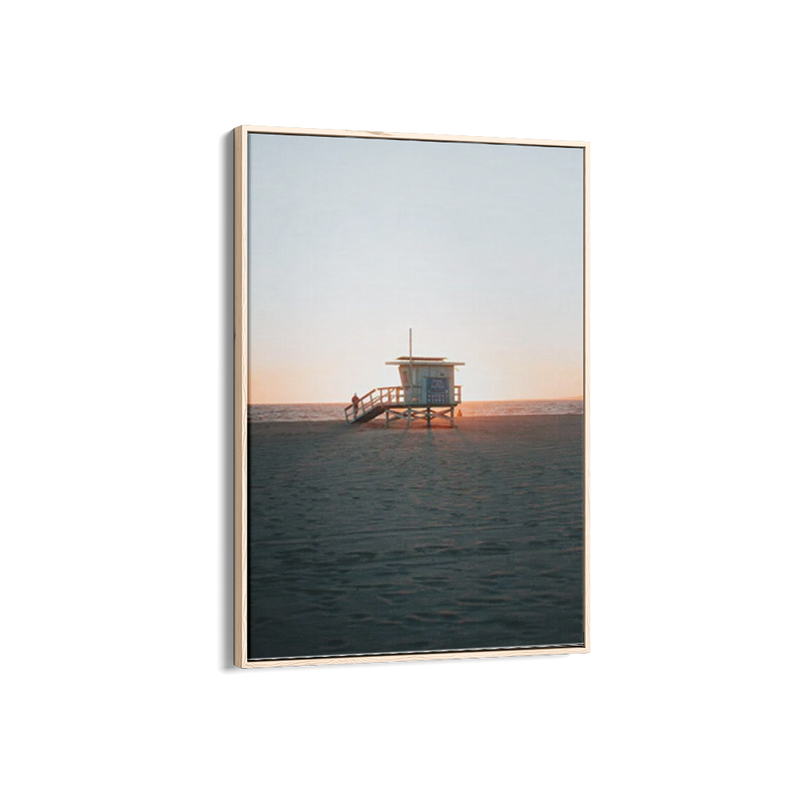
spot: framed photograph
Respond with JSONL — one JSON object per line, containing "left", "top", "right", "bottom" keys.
{"left": 234, "top": 126, "right": 589, "bottom": 667}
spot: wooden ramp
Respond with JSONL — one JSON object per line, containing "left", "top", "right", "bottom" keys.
{"left": 351, "top": 404, "right": 388, "bottom": 424}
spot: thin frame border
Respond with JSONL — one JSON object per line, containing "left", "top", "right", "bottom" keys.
{"left": 234, "top": 125, "right": 590, "bottom": 668}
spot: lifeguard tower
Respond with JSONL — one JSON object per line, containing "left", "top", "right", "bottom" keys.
{"left": 345, "top": 331, "right": 464, "bottom": 427}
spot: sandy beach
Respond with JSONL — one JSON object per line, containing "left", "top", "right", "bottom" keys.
{"left": 247, "top": 414, "right": 585, "bottom": 660}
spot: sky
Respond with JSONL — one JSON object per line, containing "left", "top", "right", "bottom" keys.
{"left": 247, "top": 133, "right": 584, "bottom": 403}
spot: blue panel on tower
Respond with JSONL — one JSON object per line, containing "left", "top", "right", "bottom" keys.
{"left": 426, "top": 377, "right": 450, "bottom": 404}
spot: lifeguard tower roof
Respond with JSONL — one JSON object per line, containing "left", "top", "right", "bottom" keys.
{"left": 386, "top": 356, "right": 465, "bottom": 366}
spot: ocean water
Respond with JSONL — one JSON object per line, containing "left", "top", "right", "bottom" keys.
{"left": 248, "top": 398, "right": 583, "bottom": 423}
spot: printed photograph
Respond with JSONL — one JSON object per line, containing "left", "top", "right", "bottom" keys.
{"left": 245, "top": 131, "right": 586, "bottom": 660}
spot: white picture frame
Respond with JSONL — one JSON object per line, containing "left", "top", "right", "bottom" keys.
{"left": 233, "top": 123, "right": 593, "bottom": 669}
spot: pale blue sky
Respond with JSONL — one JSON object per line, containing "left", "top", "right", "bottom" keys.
{"left": 248, "top": 133, "right": 584, "bottom": 403}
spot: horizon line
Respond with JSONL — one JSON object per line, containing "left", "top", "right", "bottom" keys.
{"left": 249, "top": 396, "right": 584, "bottom": 405}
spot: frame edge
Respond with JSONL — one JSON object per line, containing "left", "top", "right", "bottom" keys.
{"left": 234, "top": 126, "right": 248, "bottom": 667}
{"left": 234, "top": 128, "right": 591, "bottom": 668}
{"left": 583, "top": 142, "right": 591, "bottom": 654}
